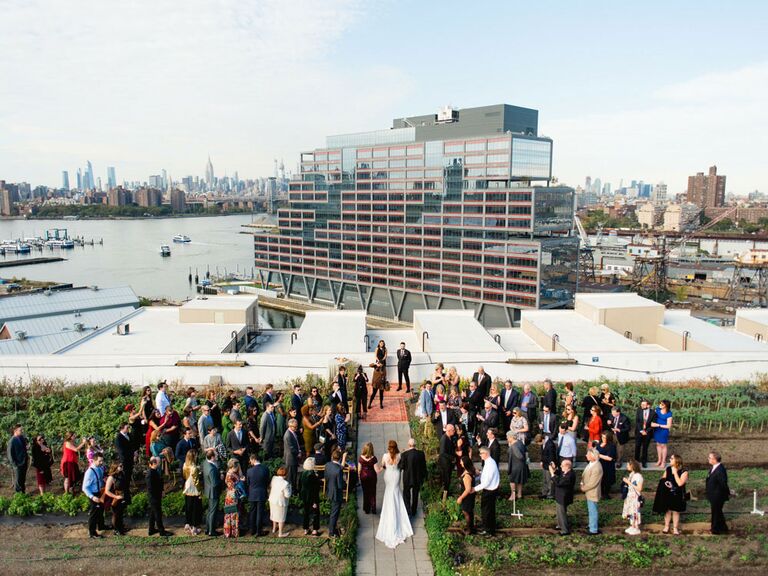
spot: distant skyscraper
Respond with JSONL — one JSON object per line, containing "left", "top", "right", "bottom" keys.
{"left": 602, "top": 183, "right": 611, "bottom": 196}
{"left": 76, "top": 169, "right": 83, "bottom": 191}
{"left": 205, "top": 156, "right": 214, "bottom": 189}
{"left": 593, "top": 177, "right": 601, "bottom": 195}
{"left": 107, "top": 166, "right": 116, "bottom": 189}
{"left": 161, "top": 168, "right": 167, "bottom": 190}
{"left": 687, "top": 165, "right": 725, "bottom": 210}
{"left": 148, "top": 175, "right": 163, "bottom": 189}
{"left": 653, "top": 182, "right": 668, "bottom": 205}
{"left": 85, "top": 161, "right": 95, "bottom": 190}
{"left": 62, "top": 171, "right": 70, "bottom": 191}
{"left": 585, "top": 176, "right": 592, "bottom": 191}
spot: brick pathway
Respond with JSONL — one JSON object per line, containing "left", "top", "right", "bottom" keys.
{"left": 355, "top": 421, "right": 433, "bottom": 576}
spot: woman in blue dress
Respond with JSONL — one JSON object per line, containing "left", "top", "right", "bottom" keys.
{"left": 651, "top": 400, "right": 673, "bottom": 468}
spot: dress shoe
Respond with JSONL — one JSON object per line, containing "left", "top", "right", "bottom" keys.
{"left": 587, "top": 530, "right": 602, "bottom": 536}
{"left": 159, "top": 530, "right": 173, "bottom": 537}
{"left": 148, "top": 530, "right": 158, "bottom": 536}
{"left": 89, "top": 533, "right": 103, "bottom": 539}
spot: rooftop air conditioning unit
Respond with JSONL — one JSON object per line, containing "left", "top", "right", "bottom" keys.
{"left": 15, "top": 331, "right": 27, "bottom": 341}
{"left": 91, "top": 285, "right": 99, "bottom": 291}
{"left": 74, "top": 322, "right": 85, "bottom": 332}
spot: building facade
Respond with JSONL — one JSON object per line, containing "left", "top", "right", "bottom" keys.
{"left": 170, "top": 189, "right": 186, "bottom": 213}
{"left": 663, "top": 202, "right": 700, "bottom": 232}
{"left": 252, "top": 104, "right": 578, "bottom": 327}
{"left": 687, "top": 165, "right": 725, "bottom": 210}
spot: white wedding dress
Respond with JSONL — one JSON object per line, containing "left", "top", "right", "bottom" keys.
{"left": 375, "top": 454, "right": 414, "bottom": 549}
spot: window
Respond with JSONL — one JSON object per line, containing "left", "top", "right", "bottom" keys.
{"left": 465, "top": 155, "right": 485, "bottom": 165}
{"left": 407, "top": 158, "right": 424, "bottom": 167}
{"left": 445, "top": 143, "right": 464, "bottom": 153}
{"left": 466, "top": 141, "right": 486, "bottom": 152}
{"left": 373, "top": 148, "right": 388, "bottom": 158}
{"left": 487, "top": 154, "right": 508, "bottom": 163}
{"left": 488, "top": 139, "right": 510, "bottom": 150}
{"left": 389, "top": 159, "right": 405, "bottom": 168}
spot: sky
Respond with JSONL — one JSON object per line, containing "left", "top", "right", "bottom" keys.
{"left": 1, "top": 0, "right": 767, "bottom": 194}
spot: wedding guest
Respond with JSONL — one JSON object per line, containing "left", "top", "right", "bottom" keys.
{"left": 320, "top": 405, "right": 337, "bottom": 461}
{"left": 416, "top": 380, "right": 434, "bottom": 419}
{"left": 175, "top": 427, "right": 198, "bottom": 478}
{"left": 539, "top": 404, "right": 556, "bottom": 438}
{"left": 586, "top": 405, "right": 603, "bottom": 444}
{"left": 145, "top": 408, "right": 162, "bottom": 457}
{"left": 607, "top": 406, "right": 631, "bottom": 466}
{"left": 359, "top": 442, "right": 378, "bottom": 514}
{"left": 621, "top": 460, "right": 644, "bottom": 535}
{"left": 432, "top": 399, "right": 457, "bottom": 438}
{"left": 309, "top": 386, "right": 323, "bottom": 409}
{"left": 201, "top": 425, "right": 226, "bottom": 465}
{"left": 396, "top": 341, "right": 412, "bottom": 392}
{"left": 374, "top": 340, "right": 387, "bottom": 373}
{"left": 431, "top": 363, "right": 446, "bottom": 390}
{"left": 445, "top": 365, "right": 461, "bottom": 389}
{"left": 634, "top": 399, "right": 656, "bottom": 468}
{"left": 335, "top": 404, "right": 350, "bottom": 452}
{"left": 155, "top": 381, "right": 171, "bottom": 417}
{"left": 542, "top": 378, "right": 558, "bottom": 412}
{"left": 325, "top": 449, "right": 346, "bottom": 537}
{"left": 653, "top": 453, "right": 688, "bottom": 535}
{"left": 86, "top": 436, "right": 102, "bottom": 467}
{"left": 244, "top": 386, "right": 258, "bottom": 415}
{"left": 399, "top": 438, "right": 427, "bottom": 517}
{"left": 223, "top": 468, "right": 240, "bottom": 538}
{"left": 198, "top": 404, "right": 213, "bottom": 439}
{"left": 204, "top": 449, "right": 222, "bottom": 536}
{"left": 456, "top": 452, "right": 477, "bottom": 535}
{"left": 438, "top": 424, "right": 456, "bottom": 500}
{"left": 7, "top": 424, "right": 28, "bottom": 494}
{"left": 581, "top": 448, "right": 603, "bottom": 535}
{"left": 31, "top": 434, "right": 53, "bottom": 495}
{"left": 369, "top": 361, "right": 386, "bottom": 410}
{"left": 295, "top": 457, "right": 319, "bottom": 536}
{"left": 562, "top": 404, "right": 579, "bottom": 438}
{"left": 508, "top": 408, "right": 528, "bottom": 444}
{"left": 506, "top": 434, "right": 529, "bottom": 501}
{"left": 475, "top": 399, "right": 499, "bottom": 446}
{"left": 581, "top": 387, "right": 601, "bottom": 441}
{"left": 139, "top": 385, "right": 154, "bottom": 435}
{"left": 147, "top": 456, "right": 171, "bottom": 536}
{"left": 226, "top": 419, "right": 249, "bottom": 473}
{"left": 104, "top": 462, "right": 126, "bottom": 536}
{"left": 557, "top": 422, "right": 577, "bottom": 463}
{"left": 540, "top": 433, "right": 557, "bottom": 500}
{"left": 354, "top": 365, "right": 369, "bottom": 418}
{"left": 519, "top": 383, "right": 538, "bottom": 427}
{"left": 706, "top": 451, "right": 730, "bottom": 535}
{"left": 550, "top": 459, "right": 576, "bottom": 535}
{"left": 61, "top": 431, "right": 86, "bottom": 494}
{"left": 599, "top": 384, "right": 617, "bottom": 424}
{"left": 291, "top": 385, "right": 304, "bottom": 417}
{"left": 487, "top": 383, "right": 502, "bottom": 413}
{"left": 500, "top": 380, "right": 519, "bottom": 432}
{"left": 262, "top": 384, "right": 276, "bottom": 412}
{"left": 335, "top": 365, "right": 349, "bottom": 406}
{"left": 447, "top": 385, "right": 462, "bottom": 421}
{"left": 471, "top": 366, "right": 492, "bottom": 399}
{"left": 471, "top": 445, "right": 500, "bottom": 536}
{"left": 206, "top": 389, "right": 223, "bottom": 430}
{"left": 597, "top": 429, "right": 618, "bottom": 498}
{"left": 651, "top": 400, "right": 673, "bottom": 468}
{"left": 269, "top": 468, "right": 293, "bottom": 538}
{"left": 301, "top": 397, "right": 320, "bottom": 454}
{"left": 184, "top": 387, "right": 200, "bottom": 431}
{"left": 246, "top": 452, "right": 270, "bottom": 537}
{"left": 182, "top": 449, "right": 203, "bottom": 535}
{"left": 82, "top": 452, "right": 106, "bottom": 539}
{"left": 563, "top": 381, "right": 577, "bottom": 411}
{"left": 221, "top": 407, "right": 233, "bottom": 443}
{"left": 259, "top": 402, "right": 277, "bottom": 459}
{"left": 486, "top": 428, "right": 500, "bottom": 464}
{"left": 283, "top": 418, "right": 302, "bottom": 490}
{"left": 247, "top": 407, "right": 261, "bottom": 451}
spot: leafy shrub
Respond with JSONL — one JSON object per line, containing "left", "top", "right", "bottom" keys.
{"left": 161, "top": 491, "right": 186, "bottom": 517}
{"left": 126, "top": 492, "right": 149, "bottom": 517}
{"left": 52, "top": 493, "right": 89, "bottom": 516}
{"left": 7, "top": 493, "right": 35, "bottom": 516}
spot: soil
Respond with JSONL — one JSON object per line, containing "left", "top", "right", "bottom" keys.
{"left": 0, "top": 519, "right": 346, "bottom": 576}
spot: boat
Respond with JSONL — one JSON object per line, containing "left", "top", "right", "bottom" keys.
{"left": 0, "top": 242, "right": 31, "bottom": 254}
{"left": 45, "top": 239, "right": 75, "bottom": 249}
{"left": 172, "top": 234, "right": 191, "bottom": 243}
{"left": 160, "top": 245, "right": 171, "bottom": 257}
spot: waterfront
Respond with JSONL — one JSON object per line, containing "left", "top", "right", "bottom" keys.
{"left": 0, "top": 215, "right": 304, "bottom": 327}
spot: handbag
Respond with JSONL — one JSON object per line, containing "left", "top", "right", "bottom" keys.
{"left": 620, "top": 482, "right": 629, "bottom": 500}
{"left": 384, "top": 381, "right": 391, "bottom": 392}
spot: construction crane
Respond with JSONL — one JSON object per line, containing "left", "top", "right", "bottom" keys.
{"left": 574, "top": 215, "right": 596, "bottom": 284}
{"left": 630, "top": 205, "right": 738, "bottom": 299}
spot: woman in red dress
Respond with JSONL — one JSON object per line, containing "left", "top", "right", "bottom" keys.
{"left": 145, "top": 409, "right": 162, "bottom": 457}
{"left": 586, "top": 406, "right": 603, "bottom": 444}
{"left": 60, "top": 432, "right": 86, "bottom": 494}
{"left": 359, "top": 442, "right": 378, "bottom": 514}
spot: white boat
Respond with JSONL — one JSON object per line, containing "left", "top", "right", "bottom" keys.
{"left": 172, "top": 234, "right": 191, "bottom": 243}
{"left": 160, "top": 245, "right": 171, "bottom": 257}
{"left": 45, "top": 239, "right": 75, "bottom": 249}
{"left": 1, "top": 242, "right": 31, "bottom": 253}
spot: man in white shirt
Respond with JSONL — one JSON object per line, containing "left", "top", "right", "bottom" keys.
{"left": 155, "top": 381, "right": 170, "bottom": 417}
{"left": 557, "top": 423, "right": 577, "bottom": 463}
{"left": 471, "top": 446, "right": 500, "bottom": 535}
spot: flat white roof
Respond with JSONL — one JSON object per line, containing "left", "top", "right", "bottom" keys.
{"left": 65, "top": 308, "right": 242, "bottom": 355}
{"left": 487, "top": 329, "right": 544, "bottom": 353}
{"left": 522, "top": 310, "right": 645, "bottom": 352}
{"left": 735, "top": 308, "right": 768, "bottom": 324}
{"left": 414, "top": 310, "right": 503, "bottom": 353}
{"left": 662, "top": 311, "right": 767, "bottom": 352}
{"left": 181, "top": 295, "right": 256, "bottom": 311}
{"left": 290, "top": 310, "right": 367, "bottom": 354}
{"left": 576, "top": 292, "right": 663, "bottom": 309}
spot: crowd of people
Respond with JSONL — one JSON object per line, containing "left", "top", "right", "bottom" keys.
{"left": 416, "top": 369, "right": 733, "bottom": 537}
{"left": 5, "top": 377, "right": 361, "bottom": 540}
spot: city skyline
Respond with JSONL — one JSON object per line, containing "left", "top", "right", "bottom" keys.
{"left": 1, "top": 1, "right": 767, "bottom": 192}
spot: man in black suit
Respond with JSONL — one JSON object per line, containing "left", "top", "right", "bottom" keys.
{"left": 175, "top": 427, "right": 198, "bottom": 480}
{"left": 608, "top": 406, "right": 631, "bottom": 465}
{"left": 486, "top": 428, "right": 501, "bottom": 464}
{"left": 399, "top": 438, "right": 427, "bottom": 516}
{"left": 6, "top": 424, "right": 28, "bottom": 494}
{"left": 550, "top": 458, "right": 576, "bottom": 535}
{"left": 262, "top": 384, "right": 275, "bottom": 412}
{"left": 396, "top": 342, "right": 412, "bottom": 393}
{"left": 471, "top": 367, "right": 492, "bottom": 400}
{"left": 115, "top": 422, "right": 134, "bottom": 503}
{"left": 432, "top": 400, "right": 456, "bottom": 438}
{"left": 329, "top": 381, "right": 344, "bottom": 412}
{"left": 438, "top": 424, "right": 456, "bottom": 500}
{"left": 634, "top": 399, "right": 656, "bottom": 467}
{"left": 465, "top": 381, "right": 484, "bottom": 435}
{"left": 283, "top": 419, "right": 302, "bottom": 490}
{"left": 146, "top": 457, "right": 171, "bottom": 536}
{"left": 540, "top": 433, "right": 557, "bottom": 499}
{"left": 336, "top": 366, "right": 349, "bottom": 406}
{"left": 325, "top": 449, "right": 345, "bottom": 537}
{"left": 538, "top": 404, "right": 557, "bottom": 439}
{"left": 542, "top": 379, "right": 557, "bottom": 412}
{"left": 226, "top": 419, "right": 249, "bottom": 473}
{"left": 246, "top": 452, "right": 270, "bottom": 536}
{"left": 706, "top": 451, "right": 730, "bottom": 534}
{"left": 500, "top": 380, "right": 519, "bottom": 433}
{"left": 291, "top": 385, "right": 304, "bottom": 416}
{"left": 475, "top": 399, "right": 499, "bottom": 446}
{"left": 204, "top": 449, "right": 222, "bottom": 536}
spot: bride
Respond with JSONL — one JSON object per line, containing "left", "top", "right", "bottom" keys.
{"left": 375, "top": 440, "right": 414, "bottom": 548}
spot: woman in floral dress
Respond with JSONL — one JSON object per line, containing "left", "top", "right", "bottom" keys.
{"left": 223, "top": 469, "right": 240, "bottom": 538}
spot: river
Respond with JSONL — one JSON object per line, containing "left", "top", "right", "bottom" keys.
{"left": 0, "top": 215, "right": 304, "bottom": 328}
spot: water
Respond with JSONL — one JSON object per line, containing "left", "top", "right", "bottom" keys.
{"left": 0, "top": 214, "right": 303, "bottom": 327}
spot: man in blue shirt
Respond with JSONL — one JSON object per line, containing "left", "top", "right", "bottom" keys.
{"left": 82, "top": 453, "right": 105, "bottom": 538}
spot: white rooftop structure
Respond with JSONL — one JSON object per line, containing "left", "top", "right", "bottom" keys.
{"left": 290, "top": 310, "right": 367, "bottom": 354}
{"left": 0, "top": 286, "right": 138, "bottom": 321}
{"left": 658, "top": 310, "right": 766, "bottom": 352}
{"left": 521, "top": 310, "right": 645, "bottom": 352}
{"left": 414, "top": 310, "right": 503, "bottom": 353}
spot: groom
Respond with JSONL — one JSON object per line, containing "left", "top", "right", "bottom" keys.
{"left": 399, "top": 438, "right": 427, "bottom": 517}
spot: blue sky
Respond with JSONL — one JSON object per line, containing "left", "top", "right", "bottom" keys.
{"left": 1, "top": 0, "right": 766, "bottom": 194}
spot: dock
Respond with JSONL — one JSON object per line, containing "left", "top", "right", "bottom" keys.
{"left": 0, "top": 257, "right": 65, "bottom": 268}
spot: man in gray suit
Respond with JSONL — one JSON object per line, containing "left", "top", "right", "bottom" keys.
{"left": 259, "top": 402, "right": 276, "bottom": 459}
{"left": 203, "top": 449, "right": 222, "bottom": 536}
{"left": 324, "top": 448, "right": 345, "bottom": 537}
{"left": 283, "top": 418, "right": 302, "bottom": 490}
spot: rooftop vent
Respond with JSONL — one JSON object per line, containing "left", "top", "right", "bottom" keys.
{"left": 90, "top": 285, "right": 99, "bottom": 291}
{"left": 74, "top": 322, "right": 85, "bottom": 332}
{"left": 15, "top": 331, "right": 27, "bottom": 341}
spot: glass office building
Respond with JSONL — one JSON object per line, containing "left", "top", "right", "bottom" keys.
{"left": 252, "top": 104, "right": 578, "bottom": 327}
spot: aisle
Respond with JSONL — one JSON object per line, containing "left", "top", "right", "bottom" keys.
{"left": 360, "top": 386, "right": 411, "bottom": 423}
{"left": 355, "top": 420, "right": 433, "bottom": 576}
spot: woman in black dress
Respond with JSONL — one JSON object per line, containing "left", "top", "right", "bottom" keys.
{"left": 597, "top": 429, "right": 618, "bottom": 498}
{"left": 652, "top": 453, "right": 689, "bottom": 535}
{"left": 206, "top": 389, "right": 223, "bottom": 431}
{"left": 31, "top": 435, "right": 53, "bottom": 495}
{"left": 456, "top": 452, "right": 477, "bottom": 535}
{"left": 299, "top": 457, "right": 321, "bottom": 536}
{"left": 309, "top": 386, "right": 323, "bottom": 409}
{"left": 375, "top": 340, "right": 387, "bottom": 366}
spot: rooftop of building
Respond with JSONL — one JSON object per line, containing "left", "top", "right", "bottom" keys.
{"left": 0, "top": 285, "right": 138, "bottom": 322}
{"left": 182, "top": 295, "right": 256, "bottom": 312}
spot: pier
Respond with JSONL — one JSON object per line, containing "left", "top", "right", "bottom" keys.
{"left": 0, "top": 257, "right": 65, "bottom": 268}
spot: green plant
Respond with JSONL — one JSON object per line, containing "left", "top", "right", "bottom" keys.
{"left": 126, "top": 492, "right": 149, "bottom": 517}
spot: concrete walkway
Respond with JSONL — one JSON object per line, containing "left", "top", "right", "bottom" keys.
{"left": 355, "top": 422, "right": 433, "bottom": 576}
